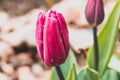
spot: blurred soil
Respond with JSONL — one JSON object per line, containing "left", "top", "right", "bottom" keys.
{"left": 0, "top": 0, "right": 61, "bottom": 17}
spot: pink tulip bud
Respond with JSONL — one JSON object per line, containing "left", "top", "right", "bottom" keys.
{"left": 85, "top": 0, "right": 104, "bottom": 26}
{"left": 35, "top": 10, "right": 69, "bottom": 66}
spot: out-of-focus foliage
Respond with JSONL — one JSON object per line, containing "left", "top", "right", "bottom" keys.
{"left": 77, "top": 66, "right": 99, "bottom": 80}
{"left": 67, "top": 64, "right": 78, "bottom": 80}
{"left": 102, "top": 69, "right": 120, "bottom": 80}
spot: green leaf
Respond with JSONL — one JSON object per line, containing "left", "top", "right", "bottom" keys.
{"left": 119, "top": 21, "right": 120, "bottom": 29}
{"left": 73, "top": 63, "right": 78, "bottom": 80}
{"left": 67, "top": 66, "right": 74, "bottom": 80}
{"left": 87, "top": 67, "right": 99, "bottom": 80}
{"left": 78, "top": 67, "right": 90, "bottom": 80}
{"left": 50, "top": 49, "right": 77, "bottom": 80}
{"left": 102, "top": 69, "right": 120, "bottom": 80}
{"left": 67, "top": 63, "right": 78, "bottom": 80}
{"left": 87, "top": 0, "right": 120, "bottom": 76}
{"left": 78, "top": 66, "right": 99, "bottom": 80}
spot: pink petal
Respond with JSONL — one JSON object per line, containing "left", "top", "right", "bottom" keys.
{"left": 95, "top": 0, "right": 104, "bottom": 24}
{"left": 57, "top": 13, "right": 69, "bottom": 58}
{"left": 35, "top": 12, "right": 45, "bottom": 61}
{"left": 43, "top": 17, "right": 66, "bottom": 66}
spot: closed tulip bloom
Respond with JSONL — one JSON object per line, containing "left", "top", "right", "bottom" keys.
{"left": 85, "top": 0, "right": 104, "bottom": 26}
{"left": 35, "top": 10, "right": 69, "bottom": 67}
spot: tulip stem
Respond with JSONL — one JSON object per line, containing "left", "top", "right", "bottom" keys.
{"left": 55, "top": 66, "right": 64, "bottom": 80}
{"left": 92, "top": 27, "right": 99, "bottom": 71}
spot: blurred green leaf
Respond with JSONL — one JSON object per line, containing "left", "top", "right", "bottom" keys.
{"left": 67, "top": 63, "right": 78, "bottom": 80}
{"left": 119, "top": 21, "right": 120, "bottom": 29}
{"left": 102, "top": 69, "right": 120, "bottom": 80}
{"left": 73, "top": 63, "right": 78, "bottom": 80}
{"left": 50, "top": 49, "right": 77, "bottom": 80}
{"left": 67, "top": 66, "right": 74, "bottom": 80}
{"left": 87, "top": 67, "right": 99, "bottom": 80}
{"left": 78, "top": 67, "right": 90, "bottom": 80}
{"left": 87, "top": 0, "right": 120, "bottom": 77}
{"left": 78, "top": 66, "right": 99, "bottom": 80}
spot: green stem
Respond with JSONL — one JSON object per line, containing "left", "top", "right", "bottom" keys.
{"left": 55, "top": 66, "right": 65, "bottom": 80}
{"left": 92, "top": 27, "right": 99, "bottom": 71}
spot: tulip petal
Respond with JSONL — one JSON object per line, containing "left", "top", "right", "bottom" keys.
{"left": 44, "top": 17, "right": 66, "bottom": 66}
{"left": 85, "top": 0, "right": 95, "bottom": 24}
{"left": 35, "top": 12, "right": 45, "bottom": 61}
{"left": 85, "top": 0, "right": 104, "bottom": 25}
{"left": 95, "top": 0, "right": 104, "bottom": 25}
{"left": 57, "top": 13, "right": 69, "bottom": 57}
{"left": 37, "top": 12, "right": 46, "bottom": 25}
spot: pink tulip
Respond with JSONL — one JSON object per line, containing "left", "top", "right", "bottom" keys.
{"left": 85, "top": 0, "right": 104, "bottom": 25}
{"left": 35, "top": 10, "right": 69, "bottom": 66}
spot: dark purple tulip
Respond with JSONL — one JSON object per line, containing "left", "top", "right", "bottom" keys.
{"left": 35, "top": 10, "right": 69, "bottom": 67}
{"left": 85, "top": 0, "right": 104, "bottom": 25}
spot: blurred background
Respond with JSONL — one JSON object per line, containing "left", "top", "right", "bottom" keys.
{"left": 0, "top": 0, "right": 119, "bottom": 80}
